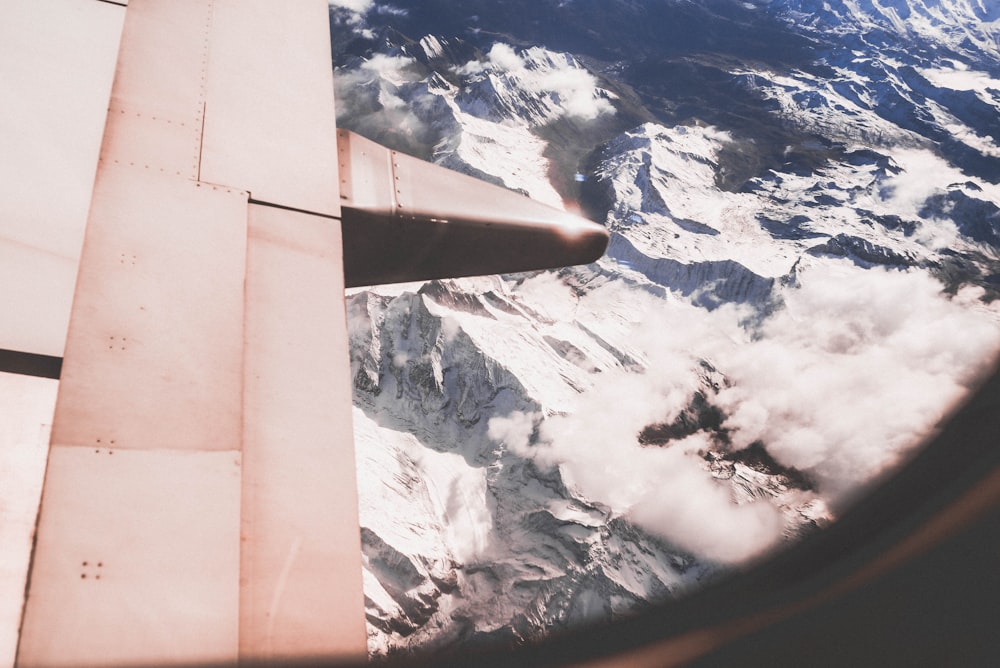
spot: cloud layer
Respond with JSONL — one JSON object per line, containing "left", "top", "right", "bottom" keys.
{"left": 491, "top": 261, "right": 1000, "bottom": 563}
{"left": 713, "top": 264, "right": 1000, "bottom": 500}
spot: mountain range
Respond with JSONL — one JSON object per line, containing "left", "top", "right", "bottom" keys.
{"left": 327, "top": 0, "right": 1000, "bottom": 656}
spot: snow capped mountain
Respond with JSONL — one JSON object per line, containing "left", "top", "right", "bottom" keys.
{"left": 765, "top": 0, "right": 1000, "bottom": 62}
{"left": 454, "top": 44, "right": 616, "bottom": 125}
{"left": 330, "top": 0, "right": 1000, "bottom": 656}
{"left": 591, "top": 120, "right": 1000, "bottom": 302}
{"left": 348, "top": 274, "right": 839, "bottom": 653}
{"left": 333, "top": 37, "right": 616, "bottom": 207}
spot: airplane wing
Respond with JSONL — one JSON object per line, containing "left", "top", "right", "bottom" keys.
{"left": 0, "top": 1, "right": 608, "bottom": 666}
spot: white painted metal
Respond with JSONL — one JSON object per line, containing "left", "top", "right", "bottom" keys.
{"left": 391, "top": 141, "right": 600, "bottom": 233}
{"left": 0, "top": 374, "right": 57, "bottom": 668}
{"left": 109, "top": 0, "right": 211, "bottom": 129}
{"left": 101, "top": 0, "right": 212, "bottom": 181}
{"left": 16, "top": 446, "right": 242, "bottom": 667}
{"left": 201, "top": 0, "right": 342, "bottom": 216}
{"left": 51, "top": 166, "right": 248, "bottom": 453}
{"left": 336, "top": 129, "right": 610, "bottom": 286}
{"left": 0, "top": 0, "right": 125, "bottom": 357}
{"left": 15, "top": 0, "right": 367, "bottom": 663}
{"left": 337, "top": 129, "right": 397, "bottom": 215}
{"left": 337, "top": 129, "right": 602, "bottom": 232}
{"left": 100, "top": 105, "right": 204, "bottom": 180}
{"left": 240, "top": 204, "right": 366, "bottom": 660}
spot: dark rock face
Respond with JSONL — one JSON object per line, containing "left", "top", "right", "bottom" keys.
{"left": 759, "top": 214, "right": 826, "bottom": 240}
{"left": 921, "top": 191, "right": 1000, "bottom": 248}
{"left": 728, "top": 441, "right": 814, "bottom": 492}
{"left": 807, "top": 233, "right": 918, "bottom": 267}
{"left": 607, "top": 234, "right": 777, "bottom": 309}
{"left": 362, "top": 527, "right": 440, "bottom": 635}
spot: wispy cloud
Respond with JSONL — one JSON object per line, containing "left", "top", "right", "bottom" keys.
{"left": 330, "top": 1, "right": 407, "bottom": 30}
{"left": 713, "top": 263, "right": 1000, "bottom": 501}
{"left": 882, "top": 149, "right": 977, "bottom": 217}
{"left": 459, "top": 43, "right": 615, "bottom": 122}
{"left": 333, "top": 54, "right": 438, "bottom": 149}
{"left": 329, "top": 0, "right": 374, "bottom": 14}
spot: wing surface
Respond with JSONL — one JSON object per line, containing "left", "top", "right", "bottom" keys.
{"left": 0, "top": 0, "right": 124, "bottom": 364}
{"left": 0, "top": 2, "right": 125, "bottom": 665}
{"left": 13, "top": 1, "right": 365, "bottom": 665}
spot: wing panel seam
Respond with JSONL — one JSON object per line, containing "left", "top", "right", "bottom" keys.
{"left": 247, "top": 198, "right": 341, "bottom": 222}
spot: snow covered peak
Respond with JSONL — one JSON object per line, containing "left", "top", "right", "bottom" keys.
{"left": 765, "top": 0, "right": 1000, "bottom": 61}
{"left": 455, "top": 43, "right": 616, "bottom": 124}
{"left": 334, "top": 37, "right": 621, "bottom": 208}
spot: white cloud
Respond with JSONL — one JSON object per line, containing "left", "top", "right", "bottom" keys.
{"left": 491, "top": 284, "right": 784, "bottom": 565}
{"left": 876, "top": 147, "right": 1000, "bottom": 250}
{"left": 356, "top": 53, "right": 423, "bottom": 86}
{"left": 487, "top": 410, "right": 539, "bottom": 458}
{"left": 712, "top": 264, "right": 1000, "bottom": 501}
{"left": 376, "top": 5, "right": 408, "bottom": 17}
{"left": 538, "top": 390, "right": 786, "bottom": 565}
{"left": 539, "top": 66, "right": 615, "bottom": 120}
{"left": 329, "top": 0, "right": 374, "bottom": 13}
{"left": 880, "top": 148, "right": 1000, "bottom": 219}
{"left": 920, "top": 65, "right": 1000, "bottom": 95}
{"left": 333, "top": 54, "right": 436, "bottom": 146}
{"left": 940, "top": 122, "right": 1000, "bottom": 159}
{"left": 880, "top": 149, "right": 956, "bottom": 218}
{"left": 493, "top": 261, "right": 1000, "bottom": 563}
{"left": 329, "top": 0, "right": 406, "bottom": 30}
{"left": 484, "top": 43, "right": 524, "bottom": 73}
{"left": 460, "top": 43, "right": 615, "bottom": 122}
